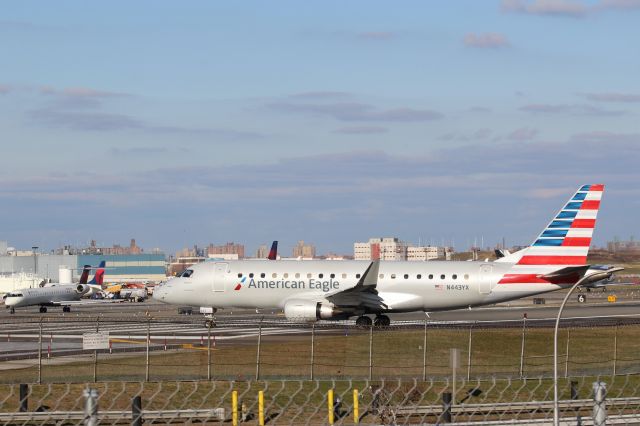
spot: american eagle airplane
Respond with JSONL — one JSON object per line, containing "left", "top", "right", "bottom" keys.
{"left": 155, "top": 185, "right": 620, "bottom": 326}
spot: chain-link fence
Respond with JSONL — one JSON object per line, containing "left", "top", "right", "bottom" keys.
{"left": 1, "top": 317, "right": 640, "bottom": 384}
{"left": 1, "top": 376, "right": 640, "bottom": 424}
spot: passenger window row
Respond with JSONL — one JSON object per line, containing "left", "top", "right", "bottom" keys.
{"left": 235, "top": 272, "right": 471, "bottom": 280}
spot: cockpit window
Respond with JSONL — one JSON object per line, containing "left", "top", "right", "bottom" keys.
{"left": 180, "top": 269, "right": 194, "bottom": 278}
{"left": 7, "top": 293, "right": 23, "bottom": 297}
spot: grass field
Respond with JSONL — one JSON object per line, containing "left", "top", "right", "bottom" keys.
{"left": 3, "top": 323, "right": 639, "bottom": 384}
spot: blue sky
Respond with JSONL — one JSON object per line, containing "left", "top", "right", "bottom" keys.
{"left": 1, "top": 0, "right": 639, "bottom": 255}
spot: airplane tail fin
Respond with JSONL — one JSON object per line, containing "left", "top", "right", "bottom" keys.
{"left": 497, "top": 184, "right": 604, "bottom": 267}
{"left": 267, "top": 241, "right": 278, "bottom": 260}
{"left": 78, "top": 265, "right": 91, "bottom": 284}
{"left": 89, "top": 261, "right": 106, "bottom": 285}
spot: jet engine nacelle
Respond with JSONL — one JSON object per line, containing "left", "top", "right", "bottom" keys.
{"left": 284, "top": 300, "right": 341, "bottom": 322}
{"left": 76, "top": 284, "right": 90, "bottom": 295}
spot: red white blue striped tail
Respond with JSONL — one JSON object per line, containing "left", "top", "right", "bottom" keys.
{"left": 497, "top": 185, "right": 604, "bottom": 285}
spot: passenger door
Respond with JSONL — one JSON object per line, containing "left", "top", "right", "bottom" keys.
{"left": 212, "top": 262, "right": 228, "bottom": 292}
{"left": 479, "top": 264, "right": 493, "bottom": 294}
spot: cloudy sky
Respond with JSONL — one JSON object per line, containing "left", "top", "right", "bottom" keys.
{"left": 1, "top": 0, "right": 639, "bottom": 255}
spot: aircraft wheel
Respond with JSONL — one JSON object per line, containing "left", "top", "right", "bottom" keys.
{"left": 374, "top": 315, "right": 391, "bottom": 327}
{"left": 577, "top": 294, "right": 586, "bottom": 303}
{"left": 39, "top": 306, "right": 47, "bottom": 313}
{"left": 10, "top": 308, "right": 15, "bottom": 314}
{"left": 355, "top": 316, "right": 372, "bottom": 327}
{"left": 204, "top": 320, "right": 216, "bottom": 328}
{"left": 63, "top": 306, "right": 70, "bottom": 313}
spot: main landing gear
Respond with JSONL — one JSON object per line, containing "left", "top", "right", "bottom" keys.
{"left": 355, "top": 315, "right": 391, "bottom": 327}
{"left": 39, "top": 306, "right": 47, "bottom": 313}
{"left": 10, "top": 307, "right": 15, "bottom": 314}
{"left": 62, "top": 306, "right": 71, "bottom": 313}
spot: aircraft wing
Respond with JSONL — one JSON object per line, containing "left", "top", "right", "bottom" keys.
{"left": 49, "top": 299, "right": 123, "bottom": 306}
{"left": 326, "top": 260, "right": 388, "bottom": 310}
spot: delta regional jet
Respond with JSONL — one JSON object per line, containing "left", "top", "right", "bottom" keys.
{"left": 155, "top": 185, "right": 621, "bottom": 326}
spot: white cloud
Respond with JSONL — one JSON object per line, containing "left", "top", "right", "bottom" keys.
{"left": 463, "top": 33, "right": 510, "bottom": 48}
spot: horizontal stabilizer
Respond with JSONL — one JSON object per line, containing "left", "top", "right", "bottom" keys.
{"left": 541, "top": 265, "right": 591, "bottom": 284}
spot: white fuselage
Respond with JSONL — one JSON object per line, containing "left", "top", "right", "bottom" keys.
{"left": 4, "top": 285, "right": 84, "bottom": 308}
{"left": 154, "top": 260, "right": 564, "bottom": 314}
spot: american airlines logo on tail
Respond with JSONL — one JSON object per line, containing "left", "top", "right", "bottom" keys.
{"left": 498, "top": 184, "right": 604, "bottom": 285}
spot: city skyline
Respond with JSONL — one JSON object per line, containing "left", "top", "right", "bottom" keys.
{"left": 1, "top": 1, "right": 639, "bottom": 254}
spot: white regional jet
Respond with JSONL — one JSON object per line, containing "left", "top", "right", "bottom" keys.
{"left": 4, "top": 284, "right": 92, "bottom": 314}
{"left": 155, "top": 185, "right": 620, "bottom": 326}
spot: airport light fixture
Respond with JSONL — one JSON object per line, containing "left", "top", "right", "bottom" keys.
{"left": 552, "top": 267, "right": 623, "bottom": 426}
{"left": 32, "top": 246, "right": 38, "bottom": 275}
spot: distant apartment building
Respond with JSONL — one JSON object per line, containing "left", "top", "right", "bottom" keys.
{"left": 607, "top": 237, "right": 640, "bottom": 253}
{"left": 208, "top": 242, "right": 245, "bottom": 259}
{"left": 407, "top": 246, "right": 444, "bottom": 261}
{"left": 355, "top": 237, "right": 451, "bottom": 261}
{"left": 292, "top": 241, "right": 316, "bottom": 259}
{"left": 52, "top": 239, "right": 144, "bottom": 256}
{"left": 256, "top": 245, "right": 269, "bottom": 259}
{"left": 354, "top": 237, "right": 408, "bottom": 261}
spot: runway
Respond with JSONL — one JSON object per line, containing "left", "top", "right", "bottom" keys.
{"left": 1, "top": 285, "right": 639, "bottom": 364}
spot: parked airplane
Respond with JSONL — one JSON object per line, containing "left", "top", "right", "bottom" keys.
{"left": 155, "top": 185, "right": 622, "bottom": 326}
{"left": 4, "top": 261, "right": 108, "bottom": 313}
{"left": 267, "top": 241, "right": 278, "bottom": 260}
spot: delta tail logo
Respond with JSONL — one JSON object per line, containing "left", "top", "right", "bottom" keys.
{"left": 234, "top": 277, "right": 246, "bottom": 291}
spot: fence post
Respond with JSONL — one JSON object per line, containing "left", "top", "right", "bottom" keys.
{"left": 93, "top": 317, "right": 99, "bottom": 383}
{"left": 422, "top": 319, "right": 428, "bottom": 381}
{"left": 19, "top": 384, "right": 28, "bottom": 412}
{"left": 232, "top": 390, "right": 238, "bottom": 426}
{"left": 258, "top": 390, "right": 264, "bottom": 426}
{"left": 592, "top": 381, "right": 607, "bottom": 426}
{"left": 368, "top": 324, "right": 373, "bottom": 380}
{"left": 132, "top": 395, "right": 142, "bottom": 426}
{"left": 353, "top": 389, "right": 359, "bottom": 424}
{"left": 450, "top": 348, "right": 459, "bottom": 404}
{"left": 565, "top": 329, "right": 570, "bottom": 378}
{"left": 83, "top": 388, "right": 99, "bottom": 426}
{"left": 256, "top": 318, "right": 263, "bottom": 380}
{"left": 519, "top": 316, "right": 527, "bottom": 378}
{"left": 613, "top": 323, "right": 618, "bottom": 376}
{"left": 310, "top": 324, "right": 315, "bottom": 380}
{"left": 466, "top": 325, "right": 473, "bottom": 381}
{"left": 441, "top": 392, "right": 452, "bottom": 423}
{"left": 328, "top": 389, "right": 334, "bottom": 425}
{"left": 207, "top": 322, "right": 212, "bottom": 381}
{"left": 38, "top": 319, "right": 42, "bottom": 384}
{"left": 145, "top": 319, "right": 150, "bottom": 382}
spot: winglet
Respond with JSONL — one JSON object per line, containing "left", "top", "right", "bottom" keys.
{"left": 356, "top": 260, "right": 380, "bottom": 289}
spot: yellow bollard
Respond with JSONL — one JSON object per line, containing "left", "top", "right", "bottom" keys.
{"left": 258, "top": 390, "right": 264, "bottom": 426}
{"left": 232, "top": 390, "right": 238, "bottom": 426}
{"left": 353, "top": 389, "right": 359, "bottom": 424}
{"left": 328, "top": 389, "right": 334, "bottom": 425}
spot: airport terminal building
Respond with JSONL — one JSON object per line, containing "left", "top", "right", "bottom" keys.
{"left": 0, "top": 253, "right": 166, "bottom": 283}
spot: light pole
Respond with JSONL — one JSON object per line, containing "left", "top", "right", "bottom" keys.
{"left": 31, "top": 246, "right": 38, "bottom": 276}
{"left": 553, "top": 268, "right": 623, "bottom": 426}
